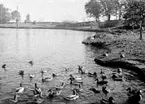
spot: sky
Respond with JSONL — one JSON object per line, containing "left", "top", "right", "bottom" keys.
{"left": 0, "top": 0, "right": 93, "bottom": 22}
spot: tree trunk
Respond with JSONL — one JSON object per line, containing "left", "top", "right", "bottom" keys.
{"left": 139, "top": 22, "right": 143, "bottom": 40}
{"left": 118, "top": 4, "right": 123, "bottom": 20}
{"left": 107, "top": 14, "right": 111, "bottom": 21}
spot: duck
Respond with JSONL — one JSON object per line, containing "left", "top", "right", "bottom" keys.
{"left": 42, "top": 76, "right": 53, "bottom": 82}
{"left": 100, "top": 97, "right": 115, "bottom": 104}
{"left": 16, "top": 83, "right": 25, "bottom": 93}
{"left": 52, "top": 73, "right": 57, "bottom": 77}
{"left": 88, "top": 72, "right": 94, "bottom": 77}
{"left": 19, "top": 70, "right": 24, "bottom": 78}
{"left": 29, "top": 61, "right": 33, "bottom": 66}
{"left": 120, "top": 53, "right": 125, "bottom": 58}
{"left": 55, "top": 82, "right": 65, "bottom": 89}
{"left": 54, "top": 88, "right": 62, "bottom": 96}
{"left": 78, "top": 65, "right": 83, "bottom": 73}
{"left": 2, "top": 64, "right": 6, "bottom": 70}
{"left": 96, "top": 78, "right": 108, "bottom": 86}
{"left": 101, "top": 73, "right": 107, "bottom": 81}
{"left": 64, "top": 89, "right": 79, "bottom": 101}
{"left": 10, "top": 94, "right": 20, "bottom": 103}
{"left": 126, "top": 87, "right": 138, "bottom": 96}
{"left": 102, "top": 86, "right": 110, "bottom": 96}
{"left": 78, "top": 65, "right": 85, "bottom": 74}
{"left": 117, "top": 68, "right": 123, "bottom": 76}
{"left": 100, "top": 69, "right": 105, "bottom": 75}
{"left": 75, "top": 76, "right": 83, "bottom": 83}
{"left": 33, "top": 83, "right": 42, "bottom": 98}
{"left": 128, "top": 90, "right": 143, "bottom": 104}
{"left": 89, "top": 87, "right": 100, "bottom": 94}
{"left": 69, "top": 74, "right": 75, "bottom": 81}
{"left": 47, "top": 89, "right": 55, "bottom": 98}
{"left": 29, "top": 74, "right": 35, "bottom": 79}
{"left": 74, "top": 84, "right": 83, "bottom": 92}
{"left": 40, "top": 69, "right": 47, "bottom": 75}
{"left": 103, "top": 52, "right": 109, "bottom": 57}
{"left": 65, "top": 68, "right": 69, "bottom": 72}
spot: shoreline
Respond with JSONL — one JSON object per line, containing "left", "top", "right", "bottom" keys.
{"left": 82, "top": 31, "right": 145, "bottom": 82}
{"left": 0, "top": 23, "right": 107, "bottom": 32}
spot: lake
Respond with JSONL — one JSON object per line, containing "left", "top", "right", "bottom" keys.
{"left": 0, "top": 29, "right": 144, "bottom": 104}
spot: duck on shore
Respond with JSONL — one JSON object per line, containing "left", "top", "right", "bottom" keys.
{"left": 16, "top": 83, "right": 25, "bottom": 93}
{"left": 120, "top": 53, "right": 125, "bottom": 58}
{"left": 103, "top": 52, "right": 109, "bottom": 57}
{"left": 100, "top": 69, "right": 105, "bottom": 75}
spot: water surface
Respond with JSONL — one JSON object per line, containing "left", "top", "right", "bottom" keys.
{"left": 0, "top": 29, "right": 144, "bottom": 104}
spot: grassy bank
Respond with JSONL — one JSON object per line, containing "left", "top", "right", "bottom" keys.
{"left": 82, "top": 30, "right": 145, "bottom": 81}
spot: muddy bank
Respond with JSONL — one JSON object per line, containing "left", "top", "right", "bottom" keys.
{"left": 83, "top": 30, "right": 145, "bottom": 82}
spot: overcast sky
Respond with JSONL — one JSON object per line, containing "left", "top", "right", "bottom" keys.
{"left": 0, "top": 0, "right": 92, "bottom": 22}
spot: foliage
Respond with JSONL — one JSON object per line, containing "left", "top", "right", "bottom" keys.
{"left": 0, "top": 4, "right": 11, "bottom": 23}
{"left": 123, "top": 0, "right": 145, "bottom": 40}
{"left": 11, "top": 10, "right": 21, "bottom": 22}
{"left": 112, "top": 0, "right": 126, "bottom": 20}
{"left": 85, "top": 0, "right": 102, "bottom": 21}
{"left": 99, "top": 20, "right": 121, "bottom": 28}
{"left": 25, "top": 14, "right": 30, "bottom": 23}
{"left": 100, "top": 0, "right": 116, "bottom": 21}
{"left": 85, "top": 0, "right": 126, "bottom": 21}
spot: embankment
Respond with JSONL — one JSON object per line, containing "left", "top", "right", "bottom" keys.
{"left": 82, "top": 31, "right": 145, "bottom": 82}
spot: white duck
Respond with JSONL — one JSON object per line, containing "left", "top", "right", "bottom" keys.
{"left": 16, "top": 83, "right": 25, "bottom": 93}
{"left": 29, "top": 74, "right": 35, "bottom": 79}
{"left": 64, "top": 90, "right": 79, "bottom": 100}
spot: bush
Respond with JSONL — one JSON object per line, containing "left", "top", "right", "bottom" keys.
{"left": 99, "top": 20, "right": 121, "bottom": 28}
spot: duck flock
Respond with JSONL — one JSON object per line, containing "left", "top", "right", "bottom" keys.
{"left": 0, "top": 60, "right": 144, "bottom": 104}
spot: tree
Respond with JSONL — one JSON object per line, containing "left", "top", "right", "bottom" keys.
{"left": 85, "top": 0, "right": 102, "bottom": 21}
{"left": 100, "top": 0, "right": 116, "bottom": 21}
{"left": 123, "top": 0, "right": 145, "bottom": 40}
{"left": 11, "top": 10, "right": 21, "bottom": 22}
{"left": 85, "top": 0, "right": 117, "bottom": 21}
{"left": 112, "top": 0, "right": 126, "bottom": 20}
{"left": 0, "top": 4, "right": 11, "bottom": 23}
{"left": 25, "top": 14, "right": 30, "bottom": 23}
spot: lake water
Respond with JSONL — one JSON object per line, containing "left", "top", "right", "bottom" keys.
{"left": 0, "top": 29, "right": 144, "bottom": 104}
